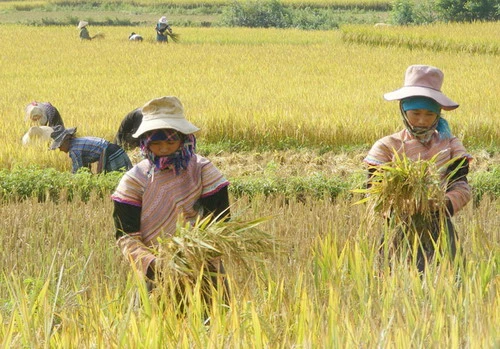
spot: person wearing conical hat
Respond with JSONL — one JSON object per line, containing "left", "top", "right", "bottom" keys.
{"left": 111, "top": 96, "right": 231, "bottom": 303}
{"left": 364, "top": 65, "right": 472, "bottom": 273}
{"left": 78, "top": 21, "right": 91, "bottom": 40}
{"left": 49, "top": 125, "right": 132, "bottom": 174}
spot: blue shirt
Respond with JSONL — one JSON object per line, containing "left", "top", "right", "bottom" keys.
{"left": 68, "top": 137, "right": 109, "bottom": 173}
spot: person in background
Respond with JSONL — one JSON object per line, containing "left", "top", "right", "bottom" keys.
{"left": 111, "top": 96, "right": 231, "bottom": 301}
{"left": 78, "top": 21, "right": 103, "bottom": 40}
{"left": 49, "top": 125, "right": 132, "bottom": 174}
{"left": 78, "top": 21, "right": 91, "bottom": 40}
{"left": 129, "top": 32, "right": 143, "bottom": 41}
{"left": 155, "top": 16, "right": 173, "bottom": 43}
{"left": 114, "top": 108, "right": 143, "bottom": 150}
{"left": 25, "top": 101, "right": 64, "bottom": 127}
{"left": 364, "top": 64, "right": 472, "bottom": 272}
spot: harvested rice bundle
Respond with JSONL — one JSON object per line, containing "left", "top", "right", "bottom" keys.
{"left": 91, "top": 32, "right": 105, "bottom": 40}
{"left": 154, "top": 213, "right": 277, "bottom": 290}
{"left": 166, "top": 32, "right": 180, "bottom": 43}
{"left": 354, "top": 151, "right": 466, "bottom": 268}
{"left": 355, "top": 151, "right": 464, "bottom": 222}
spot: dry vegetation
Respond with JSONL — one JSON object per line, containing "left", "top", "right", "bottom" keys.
{"left": 0, "top": 23, "right": 499, "bottom": 347}
{"left": 342, "top": 22, "right": 500, "bottom": 55}
{"left": 1, "top": 25, "right": 499, "bottom": 171}
{"left": 0, "top": 194, "right": 498, "bottom": 347}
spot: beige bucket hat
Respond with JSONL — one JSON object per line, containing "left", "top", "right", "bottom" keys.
{"left": 132, "top": 96, "right": 200, "bottom": 138}
{"left": 77, "top": 21, "right": 89, "bottom": 29}
{"left": 384, "top": 65, "right": 459, "bottom": 110}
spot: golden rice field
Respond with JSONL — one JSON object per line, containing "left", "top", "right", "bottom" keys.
{"left": 1, "top": 23, "right": 499, "bottom": 171}
{"left": 342, "top": 22, "right": 500, "bottom": 55}
{"left": 1, "top": 193, "right": 499, "bottom": 347}
{"left": 0, "top": 22, "right": 499, "bottom": 347}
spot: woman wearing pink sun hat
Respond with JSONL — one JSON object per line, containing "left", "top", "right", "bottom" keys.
{"left": 364, "top": 64, "right": 472, "bottom": 273}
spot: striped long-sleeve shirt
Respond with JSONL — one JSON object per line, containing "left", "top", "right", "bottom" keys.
{"left": 111, "top": 155, "right": 230, "bottom": 275}
{"left": 364, "top": 129, "right": 472, "bottom": 215}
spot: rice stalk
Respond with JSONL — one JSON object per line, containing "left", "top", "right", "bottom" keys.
{"left": 354, "top": 151, "right": 465, "bottom": 221}
{"left": 354, "top": 151, "right": 466, "bottom": 260}
{"left": 154, "top": 212, "right": 278, "bottom": 294}
{"left": 91, "top": 33, "right": 105, "bottom": 40}
{"left": 166, "top": 32, "right": 180, "bottom": 43}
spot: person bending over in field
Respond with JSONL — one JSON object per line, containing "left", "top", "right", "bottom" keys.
{"left": 364, "top": 65, "right": 472, "bottom": 272}
{"left": 111, "top": 96, "right": 231, "bottom": 307}
{"left": 49, "top": 125, "right": 132, "bottom": 174}
{"left": 25, "top": 101, "right": 64, "bottom": 128}
{"left": 114, "top": 107, "right": 143, "bottom": 150}
{"left": 129, "top": 32, "right": 143, "bottom": 41}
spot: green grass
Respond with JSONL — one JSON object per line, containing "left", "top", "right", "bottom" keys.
{"left": 1, "top": 161, "right": 499, "bottom": 204}
{"left": 0, "top": 1, "right": 388, "bottom": 27}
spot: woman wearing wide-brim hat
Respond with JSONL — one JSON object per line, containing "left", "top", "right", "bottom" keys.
{"left": 111, "top": 96, "right": 231, "bottom": 303}
{"left": 364, "top": 64, "right": 472, "bottom": 273}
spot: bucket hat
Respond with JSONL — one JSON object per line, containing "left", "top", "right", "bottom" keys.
{"left": 384, "top": 65, "right": 459, "bottom": 110}
{"left": 50, "top": 125, "right": 77, "bottom": 150}
{"left": 133, "top": 96, "right": 200, "bottom": 138}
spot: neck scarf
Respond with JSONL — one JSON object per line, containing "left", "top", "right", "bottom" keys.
{"left": 140, "top": 129, "right": 196, "bottom": 176}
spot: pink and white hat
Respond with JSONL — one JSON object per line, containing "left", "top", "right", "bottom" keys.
{"left": 384, "top": 65, "right": 459, "bottom": 111}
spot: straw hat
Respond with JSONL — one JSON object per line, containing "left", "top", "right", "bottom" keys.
{"left": 49, "top": 125, "right": 77, "bottom": 150}
{"left": 384, "top": 65, "right": 458, "bottom": 110}
{"left": 133, "top": 96, "right": 199, "bottom": 138}
{"left": 159, "top": 16, "right": 168, "bottom": 24}
{"left": 77, "top": 21, "right": 89, "bottom": 29}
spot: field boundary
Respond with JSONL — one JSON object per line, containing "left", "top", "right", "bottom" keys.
{"left": 341, "top": 24, "right": 500, "bottom": 55}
